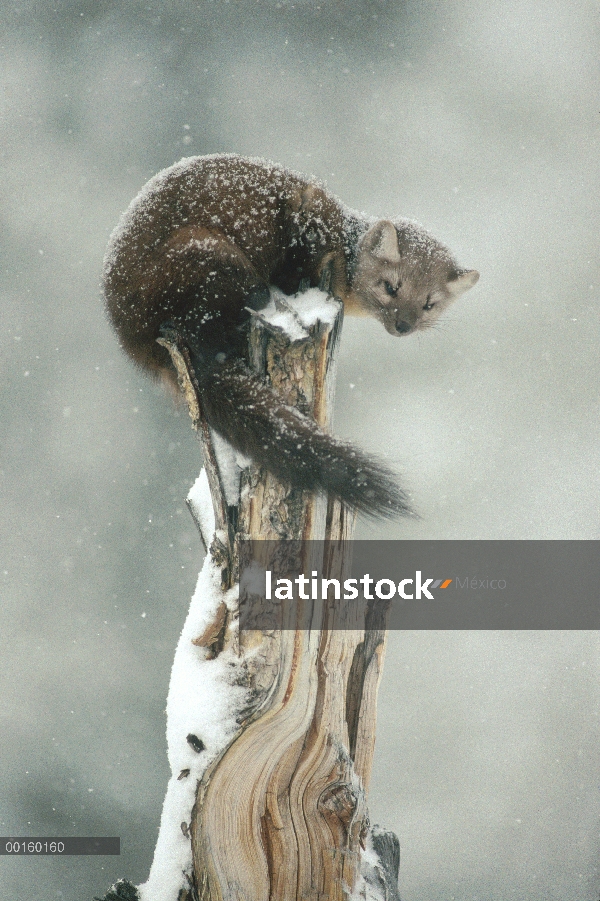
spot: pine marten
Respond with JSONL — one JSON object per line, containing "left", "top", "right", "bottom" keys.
{"left": 103, "top": 154, "right": 479, "bottom": 519}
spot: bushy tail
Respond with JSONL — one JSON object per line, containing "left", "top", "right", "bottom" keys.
{"left": 196, "top": 358, "right": 412, "bottom": 520}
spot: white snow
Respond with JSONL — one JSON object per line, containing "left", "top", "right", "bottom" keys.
{"left": 138, "top": 472, "right": 248, "bottom": 901}
{"left": 187, "top": 469, "right": 215, "bottom": 546}
{"left": 349, "top": 833, "right": 389, "bottom": 901}
{"left": 255, "top": 286, "right": 340, "bottom": 344}
{"left": 292, "top": 287, "right": 341, "bottom": 330}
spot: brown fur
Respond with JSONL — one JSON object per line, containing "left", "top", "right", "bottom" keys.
{"left": 103, "top": 154, "right": 478, "bottom": 518}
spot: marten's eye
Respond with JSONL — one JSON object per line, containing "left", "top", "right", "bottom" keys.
{"left": 423, "top": 294, "right": 436, "bottom": 311}
{"left": 384, "top": 281, "right": 398, "bottom": 297}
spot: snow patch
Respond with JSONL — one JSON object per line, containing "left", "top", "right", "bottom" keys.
{"left": 187, "top": 469, "right": 215, "bottom": 545}
{"left": 293, "top": 287, "right": 341, "bottom": 330}
{"left": 349, "top": 833, "right": 389, "bottom": 901}
{"left": 138, "top": 476, "right": 249, "bottom": 901}
{"left": 257, "top": 286, "right": 340, "bottom": 344}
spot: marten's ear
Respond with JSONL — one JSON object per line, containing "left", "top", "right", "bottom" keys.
{"left": 447, "top": 268, "right": 479, "bottom": 296}
{"left": 362, "top": 221, "right": 401, "bottom": 264}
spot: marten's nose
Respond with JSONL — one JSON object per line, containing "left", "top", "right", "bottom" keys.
{"left": 395, "top": 320, "right": 413, "bottom": 334}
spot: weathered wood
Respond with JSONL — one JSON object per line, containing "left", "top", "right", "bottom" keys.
{"left": 149, "top": 290, "right": 397, "bottom": 901}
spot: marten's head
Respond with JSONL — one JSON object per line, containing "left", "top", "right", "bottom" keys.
{"left": 351, "top": 219, "right": 479, "bottom": 336}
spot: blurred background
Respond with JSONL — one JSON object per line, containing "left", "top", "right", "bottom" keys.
{"left": 1, "top": 1, "right": 599, "bottom": 898}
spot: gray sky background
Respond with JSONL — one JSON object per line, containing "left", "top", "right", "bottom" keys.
{"left": 0, "top": 1, "right": 598, "bottom": 899}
